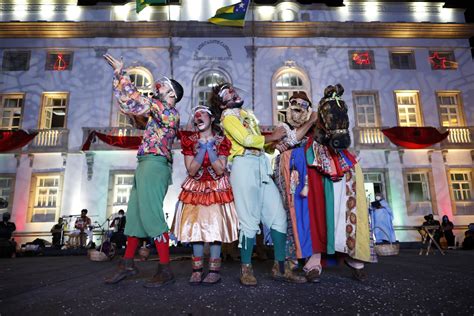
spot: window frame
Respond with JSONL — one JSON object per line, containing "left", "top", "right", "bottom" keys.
{"left": 403, "top": 168, "right": 438, "bottom": 216}
{"left": 428, "top": 50, "right": 457, "bottom": 70}
{"left": 191, "top": 68, "right": 232, "bottom": 112}
{"left": 348, "top": 50, "right": 376, "bottom": 70}
{"left": 352, "top": 91, "right": 381, "bottom": 128}
{"left": 106, "top": 170, "right": 135, "bottom": 218}
{"left": 39, "top": 92, "right": 69, "bottom": 129}
{"left": 2, "top": 50, "right": 30, "bottom": 71}
{"left": 45, "top": 51, "right": 74, "bottom": 71}
{"left": 27, "top": 173, "right": 63, "bottom": 223}
{"left": 0, "top": 174, "right": 15, "bottom": 215}
{"left": 447, "top": 168, "right": 474, "bottom": 215}
{"left": 362, "top": 169, "right": 390, "bottom": 204}
{"left": 0, "top": 93, "right": 25, "bottom": 130}
{"left": 271, "top": 66, "right": 311, "bottom": 124}
{"left": 394, "top": 90, "right": 424, "bottom": 127}
{"left": 389, "top": 50, "right": 416, "bottom": 70}
{"left": 436, "top": 90, "right": 465, "bottom": 127}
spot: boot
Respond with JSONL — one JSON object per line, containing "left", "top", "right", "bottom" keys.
{"left": 305, "top": 268, "right": 321, "bottom": 283}
{"left": 271, "top": 261, "right": 307, "bottom": 284}
{"left": 344, "top": 259, "right": 368, "bottom": 282}
{"left": 189, "top": 256, "right": 204, "bottom": 285}
{"left": 104, "top": 258, "right": 139, "bottom": 284}
{"left": 143, "top": 263, "right": 175, "bottom": 288}
{"left": 240, "top": 263, "right": 257, "bottom": 286}
{"left": 202, "top": 257, "right": 221, "bottom": 285}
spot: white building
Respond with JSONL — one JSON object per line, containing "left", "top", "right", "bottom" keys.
{"left": 0, "top": 0, "right": 473, "bottom": 245}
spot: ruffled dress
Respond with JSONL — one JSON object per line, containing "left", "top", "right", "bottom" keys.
{"left": 172, "top": 132, "right": 239, "bottom": 243}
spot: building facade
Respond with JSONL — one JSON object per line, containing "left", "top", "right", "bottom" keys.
{"left": 0, "top": 0, "right": 473, "bottom": 244}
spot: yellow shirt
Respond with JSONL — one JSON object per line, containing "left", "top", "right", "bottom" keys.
{"left": 221, "top": 108, "right": 272, "bottom": 161}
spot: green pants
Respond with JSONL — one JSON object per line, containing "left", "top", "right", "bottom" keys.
{"left": 124, "top": 155, "right": 171, "bottom": 238}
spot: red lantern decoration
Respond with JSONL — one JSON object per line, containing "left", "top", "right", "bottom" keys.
{"left": 53, "top": 54, "right": 68, "bottom": 71}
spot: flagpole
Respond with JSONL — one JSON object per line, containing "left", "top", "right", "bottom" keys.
{"left": 168, "top": 1, "right": 174, "bottom": 79}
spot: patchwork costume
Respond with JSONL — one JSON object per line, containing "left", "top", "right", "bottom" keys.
{"left": 275, "top": 86, "right": 376, "bottom": 282}
{"left": 104, "top": 59, "right": 183, "bottom": 287}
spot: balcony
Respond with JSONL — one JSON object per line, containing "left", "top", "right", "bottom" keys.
{"left": 352, "top": 127, "right": 391, "bottom": 150}
{"left": 26, "top": 128, "right": 69, "bottom": 153}
{"left": 440, "top": 126, "right": 474, "bottom": 149}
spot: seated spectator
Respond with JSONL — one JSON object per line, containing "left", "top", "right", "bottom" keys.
{"left": 441, "top": 215, "right": 455, "bottom": 248}
{"left": 69, "top": 209, "right": 92, "bottom": 248}
{"left": 50, "top": 218, "right": 65, "bottom": 248}
{"left": 0, "top": 212, "right": 17, "bottom": 258}
{"left": 110, "top": 209, "right": 127, "bottom": 249}
{"left": 462, "top": 223, "right": 474, "bottom": 250}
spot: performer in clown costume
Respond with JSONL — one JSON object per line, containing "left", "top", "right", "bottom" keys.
{"left": 172, "top": 105, "right": 238, "bottom": 285}
{"left": 103, "top": 54, "right": 183, "bottom": 287}
{"left": 209, "top": 83, "right": 307, "bottom": 286}
{"left": 275, "top": 86, "right": 376, "bottom": 283}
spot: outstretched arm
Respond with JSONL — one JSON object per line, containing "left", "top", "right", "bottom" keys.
{"left": 104, "top": 54, "right": 152, "bottom": 116}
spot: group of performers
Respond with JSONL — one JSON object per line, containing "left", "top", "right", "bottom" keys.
{"left": 103, "top": 54, "right": 376, "bottom": 287}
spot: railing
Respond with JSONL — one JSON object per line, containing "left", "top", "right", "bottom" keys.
{"left": 352, "top": 127, "right": 390, "bottom": 149}
{"left": 27, "top": 128, "right": 69, "bottom": 152}
{"left": 441, "top": 126, "right": 474, "bottom": 149}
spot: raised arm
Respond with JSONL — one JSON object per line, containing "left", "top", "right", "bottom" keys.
{"left": 104, "top": 54, "right": 152, "bottom": 116}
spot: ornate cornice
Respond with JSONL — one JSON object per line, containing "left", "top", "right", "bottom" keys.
{"left": 0, "top": 21, "right": 474, "bottom": 39}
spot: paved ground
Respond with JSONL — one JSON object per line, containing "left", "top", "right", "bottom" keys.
{"left": 0, "top": 249, "right": 473, "bottom": 315}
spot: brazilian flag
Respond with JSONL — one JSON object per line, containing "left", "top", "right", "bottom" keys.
{"left": 136, "top": 0, "right": 167, "bottom": 13}
{"left": 208, "top": 0, "right": 250, "bottom": 27}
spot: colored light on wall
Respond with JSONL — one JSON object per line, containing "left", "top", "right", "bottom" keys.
{"left": 352, "top": 52, "right": 371, "bottom": 65}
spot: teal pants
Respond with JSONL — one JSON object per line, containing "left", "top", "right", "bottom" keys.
{"left": 124, "top": 155, "right": 171, "bottom": 238}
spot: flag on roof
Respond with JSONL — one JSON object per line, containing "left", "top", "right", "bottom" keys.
{"left": 136, "top": 0, "right": 167, "bottom": 14}
{"left": 208, "top": 0, "right": 250, "bottom": 27}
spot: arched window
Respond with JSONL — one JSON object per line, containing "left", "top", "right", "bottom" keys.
{"left": 272, "top": 66, "right": 311, "bottom": 124}
{"left": 117, "top": 67, "right": 154, "bottom": 127}
{"left": 193, "top": 69, "right": 231, "bottom": 107}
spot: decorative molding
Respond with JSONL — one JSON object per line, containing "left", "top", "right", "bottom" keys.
{"left": 86, "top": 152, "right": 95, "bottom": 181}
{"left": 316, "top": 45, "right": 329, "bottom": 57}
{"left": 169, "top": 44, "right": 182, "bottom": 58}
{"left": 94, "top": 47, "right": 108, "bottom": 58}
{"left": 284, "top": 60, "right": 296, "bottom": 68}
{"left": 61, "top": 152, "right": 67, "bottom": 167}
{"left": 28, "top": 153, "right": 34, "bottom": 167}
{"left": 427, "top": 150, "right": 434, "bottom": 163}
{"left": 1, "top": 21, "right": 473, "bottom": 39}
{"left": 384, "top": 150, "right": 390, "bottom": 164}
{"left": 398, "top": 149, "right": 404, "bottom": 164}
{"left": 14, "top": 153, "right": 21, "bottom": 168}
{"left": 244, "top": 45, "right": 257, "bottom": 58}
{"left": 442, "top": 149, "right": 449, "bottom": 164}
{"left": 193, "top": 40, "right": 232, "bottom": 61}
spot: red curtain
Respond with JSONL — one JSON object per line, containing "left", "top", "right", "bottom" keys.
{"left": 81, "top": 131, "right": 142, "bottom": 151}
{"left": 382, "top": 127, "right": 449, "bottom": 149}
{"left": 0, "top": 130, "right": 38, "bottom": 152}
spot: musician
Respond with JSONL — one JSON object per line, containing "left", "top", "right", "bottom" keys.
{"left": 110, "top": 209, "right": 127, "bottom": 249}
{"left": 50, "top": 217, "right": 65, "bottom": 248}
{"left": 70, "top": 209, "right": 92, "bottom": 247}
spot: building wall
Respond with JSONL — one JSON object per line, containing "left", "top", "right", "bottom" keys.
{"left": 1, "top": 2, "right": 473, "bottom": 245}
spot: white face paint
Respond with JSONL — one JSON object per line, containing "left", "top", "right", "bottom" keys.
{"left": 375, "top": 196, "right": 382, "bottom": 201}
{"left": 194, "top": 111, "right": 212, "bottom": 132}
